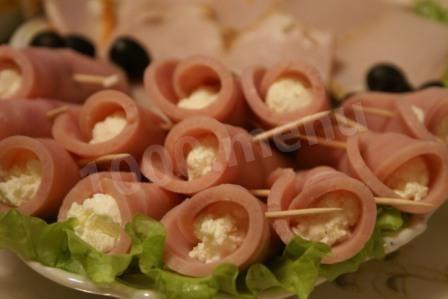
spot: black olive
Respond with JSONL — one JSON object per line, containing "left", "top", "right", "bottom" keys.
{"left": 109, "top": 37, "right": 150, "bottom": 80}
{"left": 30, "top": 31, "right": 65, "bottom": 48}
{"left": 419, "top": 80, "right": 445, "bottom": 89}
{"left": 64, "top": 35, "right": 96, "bottom": 57}
{"left": 366, "top": 64, "right": 413, "bottom": 93}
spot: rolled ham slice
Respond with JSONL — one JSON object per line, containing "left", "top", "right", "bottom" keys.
{"left": 0, "top": 136, "right": 79, "bottom": 217}
{"left": 58, "top": 171, "right": 180, "bottom": 255}
{"left": 144, "top": 55, "right": 248, "bottom": 126}
{"left": 267, "top": 167, "right": 377, "bottom": 264}
{"left": 141, "top": 116, "right": 288, "bottom": 195}
{"left": 0, "top": 99, "right": 62, "bottom": 140}
{"left": 241, "top": 60, "right": 329, "bottom": 128}
{"left": 341, "top": 92, "right": 436, "bottom": 141}
{"left": 52, "top": 90, "right": 166, "bottom": 158}
{"left": 161, "top": 184, "right": 273, "bottom": 277}
{"left": 338, "top": 132, "right": 448, "bottom": 214}
{"left": 0, "top": 46, "right": 128, "bottom": 103}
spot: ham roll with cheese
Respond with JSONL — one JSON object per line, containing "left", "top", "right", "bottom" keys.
{"left": 161, "top": 184, "right": 273, "bottom": 277}
{"left": 52, "top": 90, "right": 166, "bottom": 158}
{"left": 0, "top": 136, "right": 79, "bottom": 217}
{"left": 341, "top": 92, "right": 435, "bottom": 141}
{"left": 0, "top": 46, "right": 128, "bottom": 103}
{"left": 0, "top": 99, "right": 62, "bottom": 140}
{"left": 141, "top": 116, "right": 288, "bottom": 195}
{"left": 144, "top": 55, "right": 247, "bottom": 126}
{"left": 339, "top": 132, "right": 448, "bottom": 214}
{"left": 241, "top": 60, "right": 329, "bottom": 128}
{"left": 58, "top": 172, "right": 180, "bottom": 254}
{"left": 267, "top": 167, "right": 376, "bottom": 264}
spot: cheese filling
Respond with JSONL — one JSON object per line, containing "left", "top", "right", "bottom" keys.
{"left": 0, "top": 68, "right": 22, "bottom": 99}
{"left": 89, "top": 111, "right": 127, "bottom": 144}
{"left": 433, "top": 115, "right": 448, "bottom": 143}
{"left": 385, "top": 157, "right": 429, "bottom": 202}
{"left": 292, "top": 191, "right": 360, "bottom": 246}
{"left": 411, "top": 105, "right": 425, "bottom": 123}
{"left": 265, "top": 76, "right": 313, "bottom": 114}
{"left": 66, "top": 193, "right": 122, "bottom": 253}
{"left": 177, "top": 86, "right": 219, "bottom": 110}
{"left": 186, "top": 135, "right": 218, "bottom": 180}
{"left": 0, "top": 159, "right": 41, "bottom": 207}
{"left": 189, "top": 214, "right": 245, "bottom": 263}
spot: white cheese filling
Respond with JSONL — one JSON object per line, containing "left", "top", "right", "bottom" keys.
{"left": 292, "top": 191, "right": 360, "bottom": 246}
{"left": 67, "top": 193, "right": 122, "bottom": 253}
{"left": 385, "top": 157, "right": 429, "bottom": 202}
{"left": 186, "top": 135, "right": 218, "bottom": 180}
{"left": 189, "top": 214, "right": 245, "bottom": 264}
{"left": 433, "top": 115, "right": 448, "bottom": 143}
{"left": 0, "top": 68, "right": 22, "bottom": 99}
{"left": 265, "top": 76, "right": 313, "bottom": 114}
{"left": 177, "top": 86, "right": 219, "bottom": 110}
{"left": 0, "top": 159, "right": 41, "bottom": 207}
{"left": 411, "top": 105, "right": 425, "bottom": 123}
{"left": 89, "top": 111, "right": 127, "bottom": 144}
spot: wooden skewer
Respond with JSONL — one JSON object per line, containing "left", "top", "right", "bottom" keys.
{"left": 251, "top": 189, "right": 271, "bottom": 197}
{"left": 46, "top": 106, "right": 69, "bottom": 120}
{"left": 265, "top": 208, "right": 343, "bottom": 218}
{"left": 352, "top": 105, "right": 395, "bottom": 118}
{"left": 77, "top": 153, "right": 132, "bottom": 167}
{"left": 73, "top": 74, "right": 120, "bottom": 88}
{"left": 333, "top": 112, "right": 369, "bottom": 132}
{"left": 296, "top": 133, "right": 347, "bottom": 149}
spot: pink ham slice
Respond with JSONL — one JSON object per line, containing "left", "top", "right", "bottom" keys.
{"left": 144, "top": 55, "right": 248, "bottom": 126}
{"left": 0, "top": 99, "right": 63, "bottom": 140}
{"left": 58, "top": 171, "right": 180, "bottom": 255}
{"left": 241, "top": 60, "right": 329, "bottom": 128}
{"left": 341, "top": 92, "right": 436, "bottom": 141}
{"left": 140, "top": 116, "right": 288, "bottom": 195}
{"left": 338, "top": 132, "right": 448, "bottom": 214}
{"left": 224, "top": 13, "right": 334, "bottom": 82}
{"left": 267, "top": 167, "right": 376, "bottom": 264}
{"left": 0, "top": 136, "right": 80, "bottom": 217}
{"left": 52, "top": 90, "right": 166, "bottom": 158}
{"left": 161, "top": 184, "right": 273, "bottom": 277}
{"left": 0, "top": 46, "right": 128, "bottom": 103}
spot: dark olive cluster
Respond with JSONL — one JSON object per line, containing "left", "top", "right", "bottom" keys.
{"left": 31, "top": 30, "right": 96, "bottom": 57}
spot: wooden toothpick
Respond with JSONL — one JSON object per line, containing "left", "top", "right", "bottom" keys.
{"left": 265, "top": 208, "right": 343, "bottom": 218}
{"left": 46, "top": 106, "right": 69, "bottom": 120}
{"left": 77, "top": 153, "right": 132, "bottom": 167}
{"left": 73, "top": 74, "right": 120, "bottom": 88}
{"left": 351, "top": 105, "right": 395, "bottom": 118}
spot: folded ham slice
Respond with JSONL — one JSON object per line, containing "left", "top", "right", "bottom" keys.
{"left": 144, "top": 55, "right": 248, "bottom": 126}
{"left": 0, "top": 136, "right": 79, "bottom": 217}
{"left": 58, "top": 172, "right": 180, "bottom": 254}
{"left": 241, "top": 60, "right": 329, "bottom": 128}
{"left": 161, "top": 184, "right": 273, "bottom": 277}
{"left": 339, "top": 132, "right": 448, "bottom": 214}
{"left": 0, "top": 46, "right": 128, "bottom": 103}
{"left": 267, "top": 167, "right": 376, "bottom": 264}
{"left": 141, "top": 116, "right": 288, "bottom": 195}
{"left": 52, "top": 90, "right": 166, "bottom": 158}
{"left": 0, "top": 99, "right": 62, "bottom": 140}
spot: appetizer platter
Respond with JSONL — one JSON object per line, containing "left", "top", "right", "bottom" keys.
{"left": 1, "top": 1, "right": 448, "bottom": 299}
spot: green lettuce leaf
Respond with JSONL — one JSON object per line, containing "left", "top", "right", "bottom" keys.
{"left": 414, "top": 0, "right": 448, "bottom": 24}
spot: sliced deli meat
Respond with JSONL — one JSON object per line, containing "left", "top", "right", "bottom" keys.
{"left": 0, "top": 136, "right": 79, "bottom": 217}
{"left": 161, "top": 184, "right": 274, "bottom": 277}
{"left": 0, "top": 46, "right": 128, "bottom": 103}
{"left": 141, "top": 116, "right": 288, "bottom": 195}
{"left": 267, "top": 167, "right": 376, "bottom": 264}
{"left": 52, "top": 90, "right": 166, "bottom": 158}
{"left": 58, "top": 172, "right": 180, "bottom": 254}
{"left": 242, "top": 60, "right": 329, "bottom": 128}
{"left": 339, "top": 132, "right": 448, "bottom": 214}
{"left": 144, "top": 55, "right": 248, "bottom": 126}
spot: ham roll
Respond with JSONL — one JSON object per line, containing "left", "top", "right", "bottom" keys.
{"left": 341, "top": 92, "right": 436, "bottom": 141}
{"left": 161, "top": 184, "right": 273, "bottom": 277}
{"left": 0, "top": 46, "right": 128, "bottom": 103}
{"left": 267, "top": 167, "right": 376, "bottom": 264}
{"left": 144, "top": 55, "right": 247, "bottom": 126}
{"left": 241, "top": 60, "right": 329, "bottom": 128}
{"left": 141, "top": 116, "right": 288, "bottom": 195}
{"left": 58, "top": 172, "right": 180, "bottom": 255}
{"left": 0, "top": 136, "right": 79, "bottom": 217}
{"left": 339, "top": 132, "right": 448, "bottom": 214}
{"left": 52, "top": 90, "right": 166, "bottom": 158}
{"left": 0, "top": 99, "right": 63, "bottom": 140}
